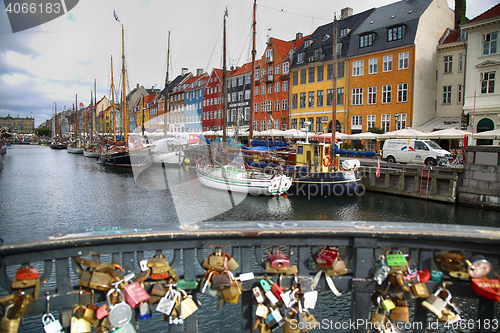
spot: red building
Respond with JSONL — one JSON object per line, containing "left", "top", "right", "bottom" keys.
{"left": 202, "top": 68, "right": 223, "bottom": 131}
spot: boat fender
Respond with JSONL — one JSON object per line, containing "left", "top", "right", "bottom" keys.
{"left": 323, "top": 155, "right": 332, "bottom": 167}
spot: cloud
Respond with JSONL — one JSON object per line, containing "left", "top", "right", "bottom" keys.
{"left": 139, "top": 1, "right": 150, "bottom": 6}
{"left": 2, "top": 73, "right": 29, "bottom": 85}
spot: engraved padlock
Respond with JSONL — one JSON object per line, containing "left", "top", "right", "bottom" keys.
{"left": 373, "top": 256, "right": 391, "bottom": 285}
{"left": 268, "top": 251, "right": 290, "bottom": 269}
{"left": 390, "top": 299, "right": 409, "bottom": 322}
{"left": 42, "top": 313, "right": 64, "bottom": 333}
{"left": 179, "top": 290, "right": 198, "bottom": 319}
{"left": 106, "top": 288, "right": 132, "bottom": 328}
{"left": 421, "top": 288, "right": 451, "bottom": 319}
{"left": 123, "top": 281, "right": 150, "bottom": 308}
{"left": 315, "top": 247, "right": 338, "bottom": 270}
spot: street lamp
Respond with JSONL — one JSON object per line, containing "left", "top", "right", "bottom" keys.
{"left": 302, "top": 121, "right": 312, "bottom": 143}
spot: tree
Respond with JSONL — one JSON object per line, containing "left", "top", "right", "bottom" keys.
{"left": 36, "top": 128, "right": 51, "bottom": 137}
{"left": 368, "top": 127, "right": 384, "bottom": 134}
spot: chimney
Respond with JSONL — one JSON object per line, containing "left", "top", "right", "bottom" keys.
{"left": 340, "top": 7, "right": 353, "bottom": 20}
{"left": 296, "top": 32, "right": 303, "bottom": 41}
{"left": 455, "top": 0, "right": 466, "bottom": 30}
{"left": 197, "top": 68, "right": 203, "bottom": 76}
{"left": 136, "top": 83, "right": 139, "bottom": 89}
{"left": 182, "top": 68, "right": 189, "bottom": 75}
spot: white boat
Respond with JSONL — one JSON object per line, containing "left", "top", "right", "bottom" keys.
{"left": 149, "top": 138, "right": 185, "bottom": 165}
{"left": 67, "top": 141, "right": 84, "bottom": 154}
{"left": 196, "top": 160, "right": 292, "bottom": 196}
{"left": 83, "top": 149, "right": 100, "bottom": 158}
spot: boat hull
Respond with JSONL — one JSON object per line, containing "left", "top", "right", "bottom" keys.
{"left": 83, "top": 150, "right": 100, "bottom": 158}
{"left": 196, "top": 162, "right": 290, "bottom": 196}
{"left": 67, "top": 147, "right": 84, "bottom": 154}
{"left": 287, "top": 170, "right": 362, "bottom": 196}
{"left": 100, "top": 148, "right": 149, "bottom": 168}
{"left": 50, "top": 144, "right": 67, "bottom": 149}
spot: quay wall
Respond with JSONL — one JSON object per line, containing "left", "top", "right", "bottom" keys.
{"left": 457, "top": 146, "right": 500, "bottom": 209}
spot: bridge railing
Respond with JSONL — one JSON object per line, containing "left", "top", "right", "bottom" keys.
{"left": 0, "top": 221, "right": 499, "bottom": 332}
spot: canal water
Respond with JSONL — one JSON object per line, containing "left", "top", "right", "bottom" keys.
{"left": 0, "top": 145, "right": 498, "bottom": 332}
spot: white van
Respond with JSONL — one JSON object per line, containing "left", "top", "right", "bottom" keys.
{"left": 382, "top": 139, "right": 453, "bottom": 166}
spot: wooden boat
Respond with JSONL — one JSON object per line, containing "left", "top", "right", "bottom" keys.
{"left": 50, "top": 140, "right": 67, "bottom": 149}
{"left": 83, "top": 144, "right": 100, "bottom": 158}
{"left": 67, "top": 140, "right": 84, "bottom": 154}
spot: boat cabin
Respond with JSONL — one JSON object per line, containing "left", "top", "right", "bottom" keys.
{"left": 295, "top": 142, "right": 339, "bottom": 172}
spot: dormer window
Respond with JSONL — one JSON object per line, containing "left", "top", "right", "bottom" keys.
{"left": 297, "top": 52, "right": 305, "bottom": 64}
{"left": 360, "top": 33, "right": 374, "bottom": 48}
{"left": 340, "top": 28, "right": 350, "bottom": 38}
{"left": 323, "top": 34, "right": 330, "bottom": 41}
{"left": 304, "top": 40, "right": 313, "bottom": 48}
{"left": 388, "top": 25, "right": 405, "bottom": 42}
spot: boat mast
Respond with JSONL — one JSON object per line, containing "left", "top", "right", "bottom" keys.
{"left": 111, "top": 56, "right": 116, "bottom": 142}
{"left": 75, "top": 94, "right": 78, "bottom": 141}
{"left": 330, "top": 14, "right": 338, "bottom": 169}
{"left": 121, "top": 24, "right": 128, "bottom": 144}
{"left": 164, "top": 31, "right": 170, "bottom": 139}
{"left": 93, "top": 79, "right": 96, "bottom": 144}
{"left": 249, "top": 0, "right": 256, "bottom": 142}
{"left": 222, "top": 9, "right": 228, "bottom": 145}
{"left": 90, "top": 90, "right": 93, "bottom": 143}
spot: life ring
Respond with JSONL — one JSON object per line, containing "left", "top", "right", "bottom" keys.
{"left": 323, "top": 155, "right": 332, "bottom": 167}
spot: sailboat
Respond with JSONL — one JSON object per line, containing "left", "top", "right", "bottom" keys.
{"left": 50, "top": 102, "right": 67, "bottom": 149}
{"left": 84, "top": 83, "right": 100, "bottom": 158}
{"left": 195, "top": 5, "right": 292, "bottom": 196}
{"left": 67, "top": 95, "right": 84, "bottom": 154}
{"left": 99, "top": 24, "right": 150, "bottom": 169}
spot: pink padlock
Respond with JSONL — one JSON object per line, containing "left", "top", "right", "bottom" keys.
{"left": 96, "top": 304, "right": 109, "bottom": 320}
{"left": 268, "top": 252, "right": 290, "bottom": 268}
{"left": 123, "top": 281, "right": 150, "bottom": 308}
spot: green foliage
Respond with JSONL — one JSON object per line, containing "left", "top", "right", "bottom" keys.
{"left": 36, "top": 128, "right": 51, "bottom": 137}
{"left": 354, "top": 142, "right": 365, "bottom": 150}
{"left": 340, "top": 142, "right": 349, "bottom": 149}
{"left": 368, "top": 127, "right": 384, "bottom": 134}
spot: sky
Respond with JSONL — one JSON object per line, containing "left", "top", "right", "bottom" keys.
{"left": 0, "top": 0, "right": 497, "bottom": 127}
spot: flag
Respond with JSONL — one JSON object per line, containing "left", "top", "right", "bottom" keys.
{"left": 224, "top": 7, "right": 228, "bottom": 17}
{"left": 79, "top": 102, "right": 84, "bottom": 107}
{"left": 114, "top": 10, "right": 120, "bottom": 22}
{"left": 64, "top": 105, "right": 66, "bottom": 110}
{"left": 376, "top": 157, "right": 381, "bottom": 178}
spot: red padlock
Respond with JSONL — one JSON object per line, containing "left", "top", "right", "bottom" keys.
{"left": 417, "top": 269, "right": 431, "bottom": 283}
{"left": 470, "top": 277, "right": 500, "bottom": 302}
{"left": 268, "top": 252, "right": 290, "bottom": 269}
{"left": 16, "top": 267, "right": 39, "bottom": 280}
{"left": 315, "top": 247, "right": 338, "bottom": 270}
{"left": 270, "top": 282, "right": 283, "bottom": 301}
{"left": 96, "top": 304, "right": 109, "bottom": 320}
{"left": 123, "top": 282, "right": 150, "bottom": 308}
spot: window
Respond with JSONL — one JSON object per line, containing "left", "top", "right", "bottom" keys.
{"left": 245, "top": 75, "right": 251, "bottom": 84}
{"left": 282, "top": 81, "right": 288, "bottom": 91}
{"left": 381, "top": 114, "right": 391, "bottom": 132}
{"left": 282, "top": 99, "right": 288, "bottom": 110}
{"left": 482, "top": 32, "right": 498, "bottom": 55}
{"left": 260, "top": 120, "right": 265, "bottom": 131}
{"left": 383, "top": 55, "right": 393, "bottom": 72}
{"left": 291, "top": 118, "right": 297, "bottom": 129}
{"left": 304, "top": 40, "right": 312, "bottom": 48}
{"left": 300, "top": 92, "right": 306, "bottom": 108}
{"left": 299, "top": 118, "right": 305, "bottom": 129}
{"left": 262, "top": 68, "right": 266, "bottom": 78}
{"left": 245, "top": 89, "right": 250, "bottom": 100}
{"left": 327, "top": 64, "right": 334, "bottom": 80}
{"left": 314, "top": 48, "right": 321, "bottom": 61}
{"left": 261, "top": 102, "right": 266, "bottom": 113}
{"left": 382, "top": 85, "right": 392, "bottom": 104}
{"left": 396, "top": 113, "right": 407, "bottom": 130}
{"left": 442, "top": 86, "right": 452, "bottom": 104}
{"left": 326, "top": 89, "right": 333, "bottom": 106}
{"left": 297, "top": 52, "right": 305, "bottom": 64}
{"left": 316, "top": 117, "right": 323, "bottom": 132}
{"left": 300, "top": 69, "right": 306, "bottom": 84}
{"left": 255, "top": 68, "right": 260, "bottom": 80}
{"left": 352, "top": 60, "right": 364, "bottom": 77}
{"left": 444, "top": 55, "right": 453, "bottom": 73}
{"left": 388, "top": 26, "right": 404, "bottom": 41}
{"left": 481, "top": 72, "right": 495, "bottom": 94}
{"left": 340, "top": 28, "right": 349, "bottom": 37}
{"left": 308, "top": 91, "right": 315, "bottom": 108}
{"left": 238, "top": 77, "right": 244, "bottom": 86}
{"left": 337, "top": 62, "right": 344, "bottom": 79}
{"left": 275, "top": 64, "right": 281, "bottom": 75}
{"left": 337, "top": 87, "right": 344, "bottom": 105}
{"left": 352, "top": 88, "right": 363, "bottom": 105}
{"left": 266, "top": 49, "right": 274, "bottom": 62}
{"left": 275, "top": 82, "right": 280, "bottom": 92}
{"left": 360, "top": 33, "right": 374, "bottom": 47}
{"left": 268, "top": 66, "right": 273, "bottom": 76}
{"left": 399, "top": 52, "right": 409, "bottom": 70}
{"left": 255, "top": 103, "right": 259, "bottom": 113}
{"left": 369, "top": 58, "right": 377, "bottom": 74}
{"left": 368, "top": 86, "right": 377, "bottom": 105}
{"left": 292, "top": 71, "right": 298, "bottom": 86}
{"left": 274, "top": 119, "right": 280, "bottom": 129}
{"left": 275, "top": 100, "right": 280, "bottom": 111}
{"left": 292, "top": 94, "right": 298, "bottom": 109}
{"left": 266, "top": 100, "right": 273, "bottom": 112}
{"left": 457, "top": 84, "right": 463, "bottom": 104}
{"left": 458, "top": 53, "right": 464, "bottom": 72}
{"left": 367, "top": 114, "right": 376, "bottom": 131}
{"left": 397, "top": 83, "right": 408, "bottom": 103}
{"left": 283, "top": 62, "right": 289, "bottom": 75}
{"left": 309, "top": 67, "right": 315, "bottom": 83}
{"left": 268, "top": 84, "right": 272, "bottom": 94}
{"left": 352, "top": 115, "right": 362, "bottom": 128}
{"left": 317, "top": 66, "right": 324, "bottom": 82}
{"left": 255, "top": 86, "right": 259, "bottom": 95}
{"left": 317, "top": 90, "right": 324, "bottom": 107}
{"left": 262, "top": 85, "right": 266, "bottom": 95}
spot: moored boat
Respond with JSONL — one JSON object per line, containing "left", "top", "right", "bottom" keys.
{"left": 67, "top": 140, "right": 84, "bottom": 154}
{"left": 50, "top": 140, "right": 67, "bottom": 149}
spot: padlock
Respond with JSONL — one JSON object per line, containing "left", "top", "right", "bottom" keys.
{"left": 16, "top": 266, "right": 39, "bottom": 280}
{"left": 421, "top": 288, "right": 452, "bottom": 319}
{"left": 315, "top": 247, "right": 338, "bottom": 270}
{"left": 303, "top": 290, "right": 318, "bottom": 310}
{"left": 386, "top": 253, "right": 407, "bottom": 267}
{"left": 221, "top": 291, "right": 240, "bottom": 304}
{"left": 264, "top": 308, "right": 283, "bottom": 330}
{"left": 89, "top": 271, "right": 113, "bottom": 291}
{"left": 299, "top": 278, "right": 314, "bottom": 293}
{"left": 370, "top": 300, "right": 388, "bottom": 329}
{"left": 380, "top": 297, "right": 396, "bottom": 312}
{"left": 138, "top": 302, "right": 152, "bottom": 320}
{"left": 147, "top": 254, "right": 170, "bottom": 268}
{"left": 260, "top": 280, "right": 279, "bottom": 306}
{"left": 96, "top": 304, "right": 109, "bottom": 320}
{"left": 123, "top": 281, "right": 150, "bottom": 308}
{"left": 106, "top": 288, "right": 132, "bottom": 328}
{"left": 78, "top": 270, "right": 92, "bottom": 288}
{"left": 203, "top": 250, "right": 225, "bottom": 271}
{"left": 439, "top": 307, "right": 461, "bottom": 325}
{"left": 150, "top": 266, "right": 170, "bottom": 280}
{"left": 70, "top": 314, "right": 91, "bottom": 333}
{"left": 179, "top": 290, "right": 198, "bottom": 319}
{"left": 0, "top": 303, "right": 21, "bottom": 333}
{"left": 83, "top": 289, "right": 98, "bottom": 326}
{"left": 466, "top": 254, "right": 492, "bottom": 278}
{"left": 199, "top": 271, "right": 219, "bottom": 298}
{"left": 74, "top": 257, "right": 100, "bottom": 269}
{"left": 253, "top": 286, "right": 265, "bottom": 304}
{"left": 222, "top": 251, "right": 240, "bottom": 271}
{"left": 155, "top": 289, "right": 179, "bottom": 316}
{"left": 134, "top": 269, "right": 150, "bottom": 283}
{"left": 257, "top": 320, "right": 272, "bottom": 333}
{"left": 211, "top": 273, "right": 232, "bottom": 289}
{"left": 11, "top": 277, "right": 37, "bottom": 289}
{"left": 411, "top": 282, "right": 430, "bottom": 299}
{"left": 390, "top": 299, "right": 409, "bottom": 322}
{"left": 282, "top": 315, "right": 300, "bottom": 333}
{"left": 42, "top": 313, "right": 64, "bottom": 333}
{"left": 373, "top": 256, "right": 391, "bottom": 285}
{"left": 268, "top": 251, "right": 290, "bottom": 269}
{"left": 176, "top": 279, "right": 198, "bottom": 290}
{"left": 110, "top": 321, "right": 137, "bottom": 332}
{"left": 298, "top": 310, "right": 318, "bottom": 330}
{"left": 270, "top": 281, "right": 283, "bottom": 300}
{"left": 255, "top": 303, "right": 269, "bottom": 318}
{"left": 221, "top": 280, "right": 242, "bottom": 299}
{"left": 151, "top": 282, "right": 167, "bottom": 297}
{"left": 437, "top": 252, "right": 464, "bottom": 272}
{"left": 328, "top": 258, "right": 348, "bottom": 276}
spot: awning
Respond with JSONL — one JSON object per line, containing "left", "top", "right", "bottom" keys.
{"left": 413, "top": 117, "right": 461, "bottom": 132}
